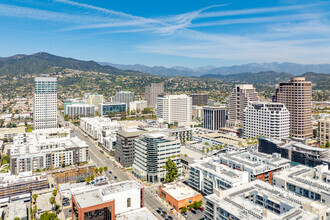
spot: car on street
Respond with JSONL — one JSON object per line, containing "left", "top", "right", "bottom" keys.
{"left": 191, "top": 210, "right": 197, "bottom": 214}
{"left": 114, "top": 176, "right": 117, "bottom": 179}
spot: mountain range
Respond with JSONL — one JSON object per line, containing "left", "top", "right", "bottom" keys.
{"left": 103, "top": 62, "right": 330, "bottom": 77}
{"left": 0, "top": 52, "right": 328, "bottom": 90}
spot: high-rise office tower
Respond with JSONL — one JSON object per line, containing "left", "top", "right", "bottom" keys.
{"left": 145, "top": 83, "right": 164, "bottom": 108}
{"left": 191, "top": 93, "right": 208, "bottom": 106}
{"left": 243, "top": 102, "right": 290, "bottom": 139}
{"left": 114, "top": 91, "right": 135, "bottom": 106}
{"left": 228, "top": 84, "right": 259, "bottom": 126}
{"left": 156, "top": 94, "right": 192, "bottom": 124}
{"left": 203, "top": 106, "right": 226, "bottom": 130}
{"left": 133, "top": 133, "right": 181, "bottom": 183}
{"left": 34, "top": 77, "right": 57, "bottom": 130}
{"left": 273, "top": 77, "right": 312, "bottom": 138}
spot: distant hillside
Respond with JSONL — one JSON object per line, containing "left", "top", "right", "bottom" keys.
{"left": 103, "top": 61, "right": 330, "bottom": 77}
{"left": 102, "top": 63, "right": 200, "bottom": 77}
{"left": 201, "top": 71, "right": 330, "bottom": 90}
{"left": 0, "top": 52, "right": 142, "bottom": 77}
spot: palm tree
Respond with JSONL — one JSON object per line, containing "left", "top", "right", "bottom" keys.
{"left": 32, "top": 194, "right": 38, "bottom": 204}
{"left": 201, "top": 149, "right": 205, "bottom": 154}
{"left": 172, "top": 155, "right": 176, "bottom": 159}
{"left": 206, "top": 147, "right": 210, "bottom": 153}
{"left": 90, "top": 174, "right": 95, "bottom": 180}
{"left": 52, "top": 189, "right": 57, "bottom": 197}
{"left": 99, "top": 167, "right": 103, "bottom": 174}
{"left": 177, "top": 154, "right": 181, "bottom": 158}
{"left": 32, "top": 205, "right": 38, "bottom": 218}
{"left": 184, "top": 154, "right": 188, "bottom": 160}
{"left": 85, "top": 177, "right": 91, "bottom": 184}
{"left": 94, "top": 167, "right": 99, "bottom": 174}
{"left": 49, "top": 197, "right": 56, "bottom": 211}
{"left": 104, "top": 166, "right": 108, "bottom": 172}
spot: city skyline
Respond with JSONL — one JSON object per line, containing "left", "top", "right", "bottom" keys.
{"left": 1, "top": 0, "right": 330, "bottom": 67}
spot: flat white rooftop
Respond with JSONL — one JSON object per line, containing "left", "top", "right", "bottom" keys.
{"left": 116, "top": 207, "right": 157, "bottom": 220}
{"left": 161, "top": 182, "right": 200, "bottom": 201}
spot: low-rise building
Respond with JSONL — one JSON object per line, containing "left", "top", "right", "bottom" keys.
{"left": 80, "top": 117, "right": 123, "bottom": 153}
{"left": 194, "top": 132, "right": 253, "bottom": 151}
{"left": 116, "top": 207, "right": 157, "bottom": 220}
{"left": 71, "top": 181, "right": 144, "bottom": 220}
{"left": 158, "top": 182, "right": 202, "bottom": 212}
{"left": 258, "top": 137, "right": 330, "bottom": 168}
{"left": 0, "top": 171, "right": 49, "bottom": 199}
{"left": 273, "top": 164, "right": 330, "bottom": 205}
{"left": 65, "top": 103, "right": 95, "bottom": 118}
{"left": 189, "top": 157, "right": 249, "bottom": 195}
{"left": 129, "top": 100, "right": 147, "bottom": 112}
{"left": 99, "top": 102, "right": 127, "bottom": 116}
{"left": 133, "top": 133, "right": 182, "bottom": 183}
{"left": 0, "top": 127, "right": 26, "bottom": 140}
{"left": 9, "top": 128, "right": 89, "bottom": 174}
{"left": 204, "top": 180, "right": 327, "bottom": 220}
{"left": 7, "top": 200, "right": 28, "bottom": 220}
{"left": 218, "top": 150, "right": 291, "bottom": 183}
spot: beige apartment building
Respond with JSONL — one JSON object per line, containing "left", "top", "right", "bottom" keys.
{"left": 145, "top": 83, "right": 164, "bottom": 108}
{"left": 228, "top": 84, "right": 259, "bottom": 126}
{"left": 318, "top": 118, "right": 330, "bottom": 146}
{"left": 273, "top": 77, "right": 312, "bottom": 138}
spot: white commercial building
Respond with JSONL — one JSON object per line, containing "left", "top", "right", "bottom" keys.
{"left": 189, "top": 156, "right": 249, "bottom": 195}
{"left": 244, "top": 102, "right": 290, "bottom": 139}
{"left": 80, "top": 117, "right": 123, "bottom": 152}
{"left": 9, "top": 128, "right": 88, "bottom": 174}
{"left": 33, "top": 77, "right": 57, "bottom": 130}
{"left": 218, "top": 150, "right": 291, "bottom": 183}
{"left": 71, "top": 181, "right": 147, "bottom": 219}
{"left": 114, "top": 91, "right": 135, "bottom": 106}
{"left": 156, "top": 94, "right": 192, "bottom": 124}
{"left": 204, "top": 180, "right": 327, "bottom": 220}
{"left": 273, "top": 164, "right": 330, "bottom": 205}
{"left": 129, "top": 100, "right": 147, "bottom": 112}
{"left": 66, "top": 103, "right": 95, "bottom": 118}
{"left": 133, "top": 133, "right": 182, "bottom": 183}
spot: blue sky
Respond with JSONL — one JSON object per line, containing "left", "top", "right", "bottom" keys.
{"left": 0, "top": 0, "right": 330, "bottom": 67}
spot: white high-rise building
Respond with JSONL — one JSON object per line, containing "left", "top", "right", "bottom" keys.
{"left": 243, "top": 102, "right": 290, "bottom": 139}
{"left": 156, "top": 94, "right": 192, "bottom": 124}
{"left": 114, "top": 91, "right": 135, "bottom": 106}
{"left": 33, "top": 77, "right": 57, "bottom": 130}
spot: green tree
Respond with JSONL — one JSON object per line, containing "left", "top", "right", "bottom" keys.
{"left": 204, "top": 142, "right": 209, "bottom": 146}
{"left": 32, "top": 194, "right": 38, "bottom": 204}
{"left": 104, "top": 166, "right": 108, "bottom": 172}
{"left": 49, "top": 197, "right": 55, "bottom": 210}
{"left": 32, "top": 205, "right": 38, "bottom": 218}
{"left": 85, "top": 177, "right": 91, "bottom": 184}
{"left": 99, "top": 167, "right": 103, "bottom": 174}
{"left": 201, "top": 149, "right": 205, "bottom": 154}
{"left": 142, "top": 108, "right": 152, "bottom": 114}
{"left": 165, "top": 158, "right": 178, "bottom": 182}
{"left": 193, "top": 200, "right": 202, "bottom": 209}
{"left": 326, "top": 142, "right": 330, "bottom": 148}
{"left": 94, "top": 167, "right": 99, "bottom": 174}
{"left": 40, "top": 211, "right": 59, "bottom": 220}
{"left": 180, "top": 206, "right": 188, "bottom": 213}
{"left": 173, "top": 121, "right": 178, "bottom": 127}
{"left": 184, "top": 154, "right": 188, "bottom": 160}
{"left": 14, "top": 217, "right": 20, "bottom": 220}
{"left": 90, "top": 174, "right": 95, "bottom": 180}
{"left": 52, "top": 189, "right": 57, "bottom": 197}
{"left": 206, "top": 147, "right": 210, "bottom": 153}
{"left": 188, "top": 204, "right": 194, "bottom": 210}
{"left": 64, "top": 114, "right": 69, "bottom": 121}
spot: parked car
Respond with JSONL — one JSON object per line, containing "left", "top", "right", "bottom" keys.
{"left": 200, "top": 207, "right": 204, "bottom": 211}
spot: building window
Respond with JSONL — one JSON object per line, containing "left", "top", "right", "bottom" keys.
{"left": 127, "top": 198, "right": 131, "bottom": 208}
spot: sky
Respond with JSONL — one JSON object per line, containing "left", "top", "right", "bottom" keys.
{"left": 0, "top": 0, "right": 330, "bottom": 67}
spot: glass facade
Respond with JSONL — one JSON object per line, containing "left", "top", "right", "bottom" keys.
{"left": 101, "top": 103, "right": 126, "bottom": 115}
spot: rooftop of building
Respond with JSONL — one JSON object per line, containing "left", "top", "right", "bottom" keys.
{"left": 199, "top": 132, "right": 252, "bottom": 148}
{"left": 67, "top": 103, "right": 95, "bottom": 107}
{"left": 35, "top": 77, "right": 57, "bottom": 81}
{"left": 161, "top": 182, "right": 201, "bottom": 201}
{"left": 100, "top": 102, "right": 126, "bottom": 105}
{"left": 116, "top": 207, "right": 157, "bottom": 220}
{"left": 117, "top": 129, "right": 147, "bottom": 138}
{"left": 206, "top": 180, "right": 325, "bottom": 220}
{"left": 72, "top": 181, "right": 142, "bottom": 208}
{"left": 218, "top": 150, "right": 290, "bottom": 173}
{"left": 7, "top": 200, "right": 27, "bottom": 219}
{"left": 0, "top": 171, "right": 48, "bottom": 187}
{"left": 273, "top": 164, "right": 330, "bottom": 194}
{"left": 191, "top": 157, "right": 248, "bottom": 182}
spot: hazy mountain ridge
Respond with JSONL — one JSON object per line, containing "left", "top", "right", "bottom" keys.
{"left": 0, "top": 52, "right": 143, "bottom": 77}
{"left": 102, "top": 61, "right": 330, "bottom": 77}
